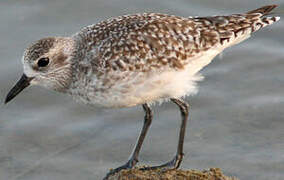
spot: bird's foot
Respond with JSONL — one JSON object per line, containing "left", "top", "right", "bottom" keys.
{"left": 103, "top": 158, "right": 138, "bottom": 180}
{"left": 140, "top": 153, "right": 183, "bottom": 171}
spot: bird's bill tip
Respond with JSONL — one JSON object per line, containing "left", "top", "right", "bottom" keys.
{"left": 4, "top": 74, "right": 33, "bottom": 104}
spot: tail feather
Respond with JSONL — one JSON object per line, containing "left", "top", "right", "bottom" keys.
{"left": 247, "top": 4, "right": 278, "bottom": 16}
{"left": 247, "top": 5, "right": 280, "bottom": 30}
{"left": 191, "top": 5, "right": 280, "bottom": 52}
{"left": 215, "top": 5, "right": 280, "bottom": 47}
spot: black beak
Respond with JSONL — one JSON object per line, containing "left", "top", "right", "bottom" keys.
{"left": 5, "top": 74, "right": 33, "bottom": 104}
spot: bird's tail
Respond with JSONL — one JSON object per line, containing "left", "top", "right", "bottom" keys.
{"left": 247, "top": 4, "right": 278, "bottom": 16}
{"left": 244, "top": 5, "right": 280, "bottom": 29}
{"left": 217, "top": 5, "right": 280, "bottom": 46}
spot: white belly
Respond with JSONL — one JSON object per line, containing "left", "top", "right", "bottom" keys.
{"left": 70, "top": 49, "right": 221, "bottom": 108}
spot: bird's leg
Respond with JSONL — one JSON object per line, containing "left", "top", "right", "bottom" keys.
{"left": 141, "top": 98, "right": 189, "bottom": 170}
{"left": 103, "top": 104, "right": 153, "bottom": 179}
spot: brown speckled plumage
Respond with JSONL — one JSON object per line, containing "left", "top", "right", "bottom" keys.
{"left": 24, "top": 37, "right": 56, "bottom": 64}
{"left": 74, "top": 7, "right": 278, "bottom": 73}
{"left": 63, "top": 5, "right": 279, "bottom": 107}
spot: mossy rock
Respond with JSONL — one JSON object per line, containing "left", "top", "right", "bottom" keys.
{"left": 107, "top": 167, "right": 238, "bottom": 180}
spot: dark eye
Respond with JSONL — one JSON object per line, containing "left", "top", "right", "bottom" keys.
{"left": 37, "top": 57, "right": 49, "bottom": 67}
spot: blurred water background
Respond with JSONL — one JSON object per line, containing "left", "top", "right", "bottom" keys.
{"left": 0, "top": 0, "right": 284, "bottom": 179}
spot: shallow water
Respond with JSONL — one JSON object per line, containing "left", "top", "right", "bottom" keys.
{"left": 0, "top": 0, "right": 284, "bottom": 179}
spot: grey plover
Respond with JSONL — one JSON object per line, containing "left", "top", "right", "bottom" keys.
{"left": 5, "top": 5, "right": 280, "bottom": 179}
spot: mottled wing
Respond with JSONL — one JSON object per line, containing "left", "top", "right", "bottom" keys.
{"left": 78, "top": 13, "right": 198, "bottom": 71}
{"left": 76, "top": 5, "right": 279, "bottom": 73}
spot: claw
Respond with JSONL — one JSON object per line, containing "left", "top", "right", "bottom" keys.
{"left": 103, "top": 158, "right": 137, "bottom": 180}
{"left": 139, "top": 154, "right": 183, "bottom": 171}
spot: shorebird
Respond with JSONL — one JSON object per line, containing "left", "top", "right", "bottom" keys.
{"left": 5, "top": 5, "right": 280, "bottom": 179}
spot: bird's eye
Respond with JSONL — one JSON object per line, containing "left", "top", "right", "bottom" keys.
{"left": 37, "top": 57, "right": 49, "bottom": 67}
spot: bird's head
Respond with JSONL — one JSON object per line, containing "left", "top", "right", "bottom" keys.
{"left": 5, "top": 37, "right": 75, "bottom": 104}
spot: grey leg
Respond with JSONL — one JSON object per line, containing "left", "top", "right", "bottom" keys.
{"left": 103, "top": 103, "right": 153, "bottom": 179}
{"left": 141, "top": 98, "right": 189, "bottom": 170}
